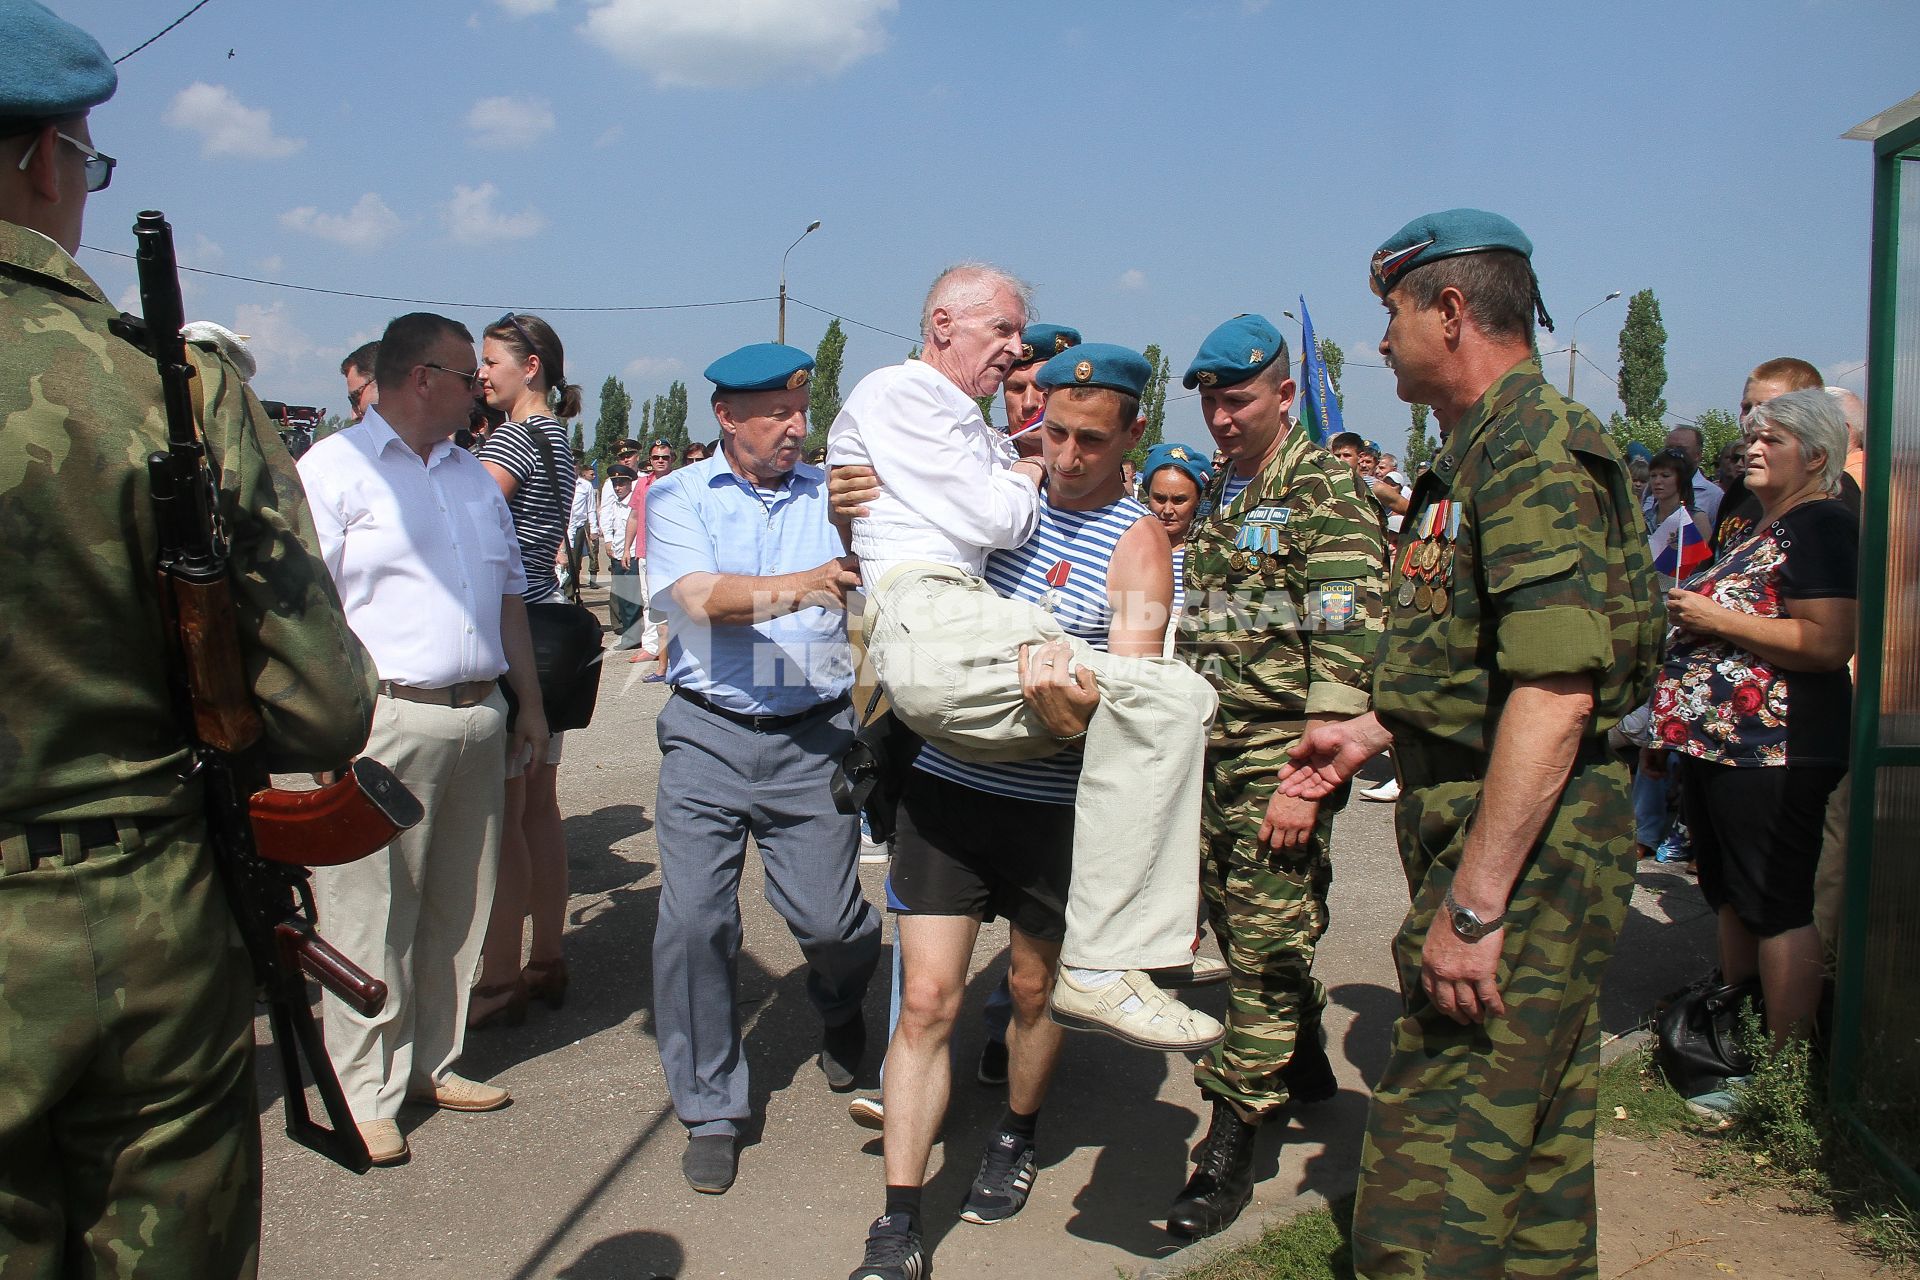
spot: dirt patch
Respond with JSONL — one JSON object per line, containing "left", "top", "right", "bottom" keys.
{"left": 1597, "top": 1133, "right": 1880, "bottom": 1278}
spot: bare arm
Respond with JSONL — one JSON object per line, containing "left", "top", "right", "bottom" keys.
{"left": 499, "top": 593, "right": 548, "bottom": 768}
{"left": 483, "top": 459, "right": 520, "bottom": 502}
{"left": 670, "top": 559, "right": 861, "bottom": 626}
{"left": 1666, "top": 590, "right": 1856, "bottom": 672}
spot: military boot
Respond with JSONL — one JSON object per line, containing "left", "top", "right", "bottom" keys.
{"left": 1279, "top": 1023, "right": 1338, "bottom": 1105}
{"left": 1166, "top": 1098, "right": 1259, "bottom": 1240}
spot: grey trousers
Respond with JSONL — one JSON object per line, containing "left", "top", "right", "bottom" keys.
{"left": 651, "top": 692, "right": 881, "bottom": 1135}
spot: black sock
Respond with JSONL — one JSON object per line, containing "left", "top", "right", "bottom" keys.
{"left": 1000, "top": 1106, "right": 1039, "bottom": 1142}
{"left": 884, "top": 1184, "right": 922, "bottom": 1230}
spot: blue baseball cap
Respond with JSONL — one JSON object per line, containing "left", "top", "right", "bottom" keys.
{"left": 0, "top": 0, "right": 116, "bottom": 124}
{"left": 1183, "top": 314, "right": 1288, "bottom": 390}
{"left": 703, "top": 342, "right": 814, "bottom": 394}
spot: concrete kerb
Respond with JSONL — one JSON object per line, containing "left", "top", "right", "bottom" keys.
{"left": 1131, "top": 1190, "right": 1333, "bottom": 1280}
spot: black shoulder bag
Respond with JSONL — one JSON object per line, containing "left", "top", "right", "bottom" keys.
{"left": 1654, "top": 972, "right": 1762, "bottom": 1099}
{"left": 500, "top": 422, "right": 605, "bottom": 732}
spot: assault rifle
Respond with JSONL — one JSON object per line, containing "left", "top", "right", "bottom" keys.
{"left": 129, "top": 210, "right": 422, "bottom": 1174}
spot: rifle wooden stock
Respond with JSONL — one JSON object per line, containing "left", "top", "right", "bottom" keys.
{"left": 250, "top": 757, "right": 425, "bottom": 867}
{"left": 164, "top": 573, "right": 264, "bottom": 754}
{"left": 276, "top": 922, "right": 386, "bottom": 1017}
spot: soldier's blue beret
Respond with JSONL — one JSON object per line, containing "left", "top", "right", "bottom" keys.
{"left": 1182, "top": 314, "right": 1288, "bottom": 390}
{"left": 1370, "top": 207, "right": 1555, "bottom": 331}
{"left": 0, "top": 0, "right": 117, "bottom": 124}
{"left": 703, "top": 342, "right": 814, "bottom": 393}
{"left": 1015, "top": 323, "right": 1081, "bottom": 368}
{"left": 1141, "top": 442, "right": 1214, "bottom": 493}
{"left": 1036, "top": 342, "right": 1152, "bottom": 398}
{"left": 1623, "top": 441, "right": 1653, "bottom": 463}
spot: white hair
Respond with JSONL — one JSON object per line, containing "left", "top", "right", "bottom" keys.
{"left": 1824, "top": 385, "right": 1866, "bottom": 449}
{"left": 919, "top": 262, "right": 1032, "bottom": 338}
{"left": 1752, "top": 388, "right": 1849, "bottom": 496}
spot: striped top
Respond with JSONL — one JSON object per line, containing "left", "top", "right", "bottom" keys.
{"left": 915, "top": 494, "right": 1150, "bottom": 804}
{"left": 476, "top": 414, "right": 572, "bottom": 604}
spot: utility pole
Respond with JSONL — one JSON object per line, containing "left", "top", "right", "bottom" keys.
{"left": 1567, "top": 290, "right": 1622, "bottom": 397}
{"left": 778, "top": 219, "right": 821, "bottom": 345}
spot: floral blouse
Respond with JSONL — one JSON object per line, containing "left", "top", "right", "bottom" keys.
{"left": 1650, "top": 499, "right": 1857, "bottom": 768}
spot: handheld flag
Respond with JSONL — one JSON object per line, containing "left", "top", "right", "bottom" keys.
{"left": 1653, "top": 516, "right": 1711, "bottom": 579}
{"left": 1297, "top": 298, "right": 1343, "bottom": 445}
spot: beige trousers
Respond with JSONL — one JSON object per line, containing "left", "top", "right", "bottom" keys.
{"left": 867, "top": 563, "right": 1217, "bottom": 970}
{"left": 317, "top": 691, "right": 507, "bottom": 1121}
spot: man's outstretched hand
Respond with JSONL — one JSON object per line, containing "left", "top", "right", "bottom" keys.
{"left": 1277, "top": 712, "right": 1393, "bottom": 799}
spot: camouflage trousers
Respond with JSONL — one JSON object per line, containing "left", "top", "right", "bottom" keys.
{"left": 1351, "top": 752, "right": 1634, "bottom": 1280}
{"left": 0, "top": 812, "right": 260, "bottom": 1280}
{"left": 1192, "top": 739, "right": 1334, "bottom": 1121}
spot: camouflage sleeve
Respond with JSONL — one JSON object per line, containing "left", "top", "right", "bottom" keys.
{"left": 1298, "top": 469, "right": 1387, "bottom": 717}
{"left": 194, "top": 348, "right": 377, "bottom": 770}
{"left": 1474, "top": 422, "right": 1614, "bottom": 684}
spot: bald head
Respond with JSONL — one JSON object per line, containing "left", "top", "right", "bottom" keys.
{"left": 1825, "top": 386, "right": 1866, "bottom": 451}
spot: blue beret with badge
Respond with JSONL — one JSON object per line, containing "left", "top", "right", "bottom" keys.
{"left": 0, "top": 0, "right": 117, "bottom": 124}
{"left": 703, "top": 342, "right": 814, "bottom": 393}
{"left": 1015, "top": 323, "right": 1082, "bottom": 368}
{"left": 1182, "top": 314, "right": 1289, "bottom": 390}
{"left": 1369, "top": 207, "right": 1555, "bottom": 331}
{"left": 1036, "top": 342, "right": 1152, "bottom": 398}
{"left": 1141, "top": 441, "right": 1215, "bottom": 493}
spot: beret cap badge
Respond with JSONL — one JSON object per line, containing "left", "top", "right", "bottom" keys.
{"left": 1020, "top": 343, "right": 1035, "bottom": 361}
{"left": 1249, "top": 348, "right": 1265, "bottom": 364}
{"left": 1074, "top": 360, "right": 1094, "bottom": 383}
{"left": 786, "top": 368, "right": 810, "bottom": 391}
{"left": 1195, "top": 370, "right": 1218, "bottom": 387}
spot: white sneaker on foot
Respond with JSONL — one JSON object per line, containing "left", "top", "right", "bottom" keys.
{"left": 1358, "top": 778, "right": 1400, "bottom": 802}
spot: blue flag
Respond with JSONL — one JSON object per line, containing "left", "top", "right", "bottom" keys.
{"left": 1297, "top": 297, "right": 1343, "bottom": 445}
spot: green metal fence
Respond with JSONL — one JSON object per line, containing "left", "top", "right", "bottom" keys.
{"left": 1831, "top": 103, "right": 1920, "bottom": 1205}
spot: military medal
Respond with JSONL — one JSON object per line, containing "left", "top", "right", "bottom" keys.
{"left": 1262, "top": 553, "right": 1281, "bottom": 574}
{"left": 1414, "top": 583, "right": 1432, "bottom": 612}
{"left": 1429, "top": 585, "right": 1449, "bottom": 615}
{"left": 1040, "top": 559, "right": 1071, "bottom": 613}
{"left": 1397, "top": 580, "right": 1417, "bottom": 608}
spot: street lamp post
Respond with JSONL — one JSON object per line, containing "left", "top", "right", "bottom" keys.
{"left": 1567, "top": 290, "right": 1622, "bottom": 398}
{"left": 778, "top": 219, "right": 822, "bottom": 344}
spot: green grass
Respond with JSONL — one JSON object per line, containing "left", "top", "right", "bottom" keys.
{"left": 1169, "top": 1196, "right": 1354, "bottom": 1280}
{"left": 1598, "top": 1045, "right": 1697, "bottom": 1142}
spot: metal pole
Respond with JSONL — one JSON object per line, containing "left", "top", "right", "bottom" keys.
{"left": 778, "top": 220, "right": 822, "bottom": 344}
{"left": 1566, "top": 291, "right": 1622, "bottom": 397}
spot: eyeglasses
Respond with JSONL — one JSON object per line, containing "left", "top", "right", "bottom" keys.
{"left": 346, "top": 379, "right": 374, "bottom": 411}
{"left": 15, "top": 129, "right": 116, "bottom": 193}
{"left": 420, "top": 362, "right": 480, "bottom": 390}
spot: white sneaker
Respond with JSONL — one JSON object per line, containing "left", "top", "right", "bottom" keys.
{"left": 1049, "top": 969, "right": 1224, "bottom": 1051}
{"left": 1358, "top": 778, "right": 1400, "bottom": 802}
{"left": 858, "top": 818, "right": 889, "bottom": 864}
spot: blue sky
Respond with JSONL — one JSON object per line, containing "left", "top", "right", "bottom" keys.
{"left": 54, "top": 0, "right": 1918, "bottom": 455}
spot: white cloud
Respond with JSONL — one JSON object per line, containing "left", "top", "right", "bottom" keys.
{"left": 497, "top": 0, "right": 557, "bottom": 13}
{"left": 164, "top": 83, "right": 304, "bottom": 159}
{"left": 280, "top": 193, "right": 404, "bottom": 250}
{"left": 1118, "top": 268, "right": 1147, "bottom": 290}
{"left": 233, "top": 301, "right": 315, "bottom": 381}
{"left": 623, "top": 355, "right": 684, "bottom": 381}
{"left": 185, "top": 233, "right": 224, "bottom": 268}
{"left": 594, "top": 124, "right": 625, "bottom": 148}
{"left": 580, "top": 0, "right": 896, "bottom": 89}
{"left": 254, "top": 254, "right": 283, "bottom": 273}
{"left": 467, "top": 95, "right": 557, "bottom": 148}
{"left": 442, "top": 183, "right": 547, "bottom": 244}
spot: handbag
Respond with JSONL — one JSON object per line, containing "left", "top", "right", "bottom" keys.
{"left": 830, "top": 686, "right": 923, "bottom": 844}
{"left": 1653, "top": 972, "right": 1762, "bottom": 1099}
{"left": 501, "top": 422, "right": 604, "bottom": 733}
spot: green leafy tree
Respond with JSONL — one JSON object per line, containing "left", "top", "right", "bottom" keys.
{"left": 1696, "top": 408, "right": 1740, "bottom": 466}
{"left": 1316, "top": 337, "right": 1345, "bottom": 410}
{"left": 1606, "top": 411, "right": 1669, "bottom": 457}
{"left": 315, "top": 413, "right": 351, "bottom": 442}
{"left": 1405, "top": 402, "right": 1435, "bottom": 469}
{"left": 1617, "top": 288, "right": 1668, "bottom": 423}
{"left": 974, "top": 394, "right": 997, "bottom": 425}
{"left": 1130, "top": 343, "right": 1171, "bottom": 464}
{"left": 806, "top": 318, "right": 847, "bottom": 453}
{"left": 570, "top": 420, "right": 584, "bottom": 458}
{"left": 591, "top": 375, "right": 630, "bottom": 473}
{"left": 638, "top": 398, "right": 652, "bottom": 444}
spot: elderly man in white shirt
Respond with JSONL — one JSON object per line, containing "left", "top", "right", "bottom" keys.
{"left": 827, "top": 264, "right": 1220, "bottom": 1051}
{"left": 297, "top": 312, "right": 547, "bottom": 1167}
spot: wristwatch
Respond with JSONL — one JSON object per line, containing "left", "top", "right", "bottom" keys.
{"left": 1444, "top": 889, "right": 1502, "bottom": 942}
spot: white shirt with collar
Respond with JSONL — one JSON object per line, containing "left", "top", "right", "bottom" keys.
{"left": 826, "top": 359, "right": 1041, "bottom": 582}
{"left": 297, "top": 407, "right": 527, "bottom": 688}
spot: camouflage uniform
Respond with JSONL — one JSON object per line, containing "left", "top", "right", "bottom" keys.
{"left": 0, "top": 221, "right": 376, "bottom": 1279}
{"left": 1353, "top": 360, "right": 1660, "bottom": 1279}
{"left": 1179, "top": 424, "right": 1385, "bottom": 1119}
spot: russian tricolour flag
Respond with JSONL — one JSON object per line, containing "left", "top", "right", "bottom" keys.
{"left": 1654, "top": 517, "right": 1711, "bottom": 579}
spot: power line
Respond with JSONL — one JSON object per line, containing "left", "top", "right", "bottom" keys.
{"left": 79, "top": 245, "right": 775, "bottom": 313}
{"left": 785, "top": 295, "right": 918, "bottom": 345}
{"left": 114, "top": 0, "right": 216, "bottom": 64}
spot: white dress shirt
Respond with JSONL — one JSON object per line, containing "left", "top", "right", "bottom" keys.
{"left": 567, "top": 474, "right": 595, "bottom": 542}
{"left": 297, "top": 408, "right": 527, "bottom": 687}
{"left": 598, "top": 481, "right": 631, "bottom": 553}
{"left": 826, "top": 359, "right": 1040, "bottom": 580}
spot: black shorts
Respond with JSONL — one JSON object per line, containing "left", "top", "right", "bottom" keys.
{"left": 888, "top": 769, "right": 1073, "bottom": 943}
{"left": 1677, "top": 756, "right": 1845, "bottom": 937}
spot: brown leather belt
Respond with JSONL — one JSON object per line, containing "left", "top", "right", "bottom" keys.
{"left": 378, "top": 679, "right": 497, "bottom": 708}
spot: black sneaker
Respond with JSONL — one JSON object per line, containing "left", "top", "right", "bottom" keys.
{"left": 974, "top": 1038, "right": 1009, "bottom": 1087}
{"left": 958, "top": 1130, "right": 1037, "bottom": 1225}
{"left": 848, "top": 1213, "right": 928, "bottom": 1280}
{"left": 820, "top": 1013, "right": 867, "bottom": 1092}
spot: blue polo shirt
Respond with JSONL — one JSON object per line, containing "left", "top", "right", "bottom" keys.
{"left": 644, "top": 452, "right": 853, "bottom": 716}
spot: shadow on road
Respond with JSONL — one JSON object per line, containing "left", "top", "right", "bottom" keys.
{"left": 554, "top": 1229, "right": 684, "bottom": 1279}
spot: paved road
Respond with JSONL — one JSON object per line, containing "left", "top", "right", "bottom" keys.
{"left": 258, "top": 592, "right": 1715, "bottom": 1279}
